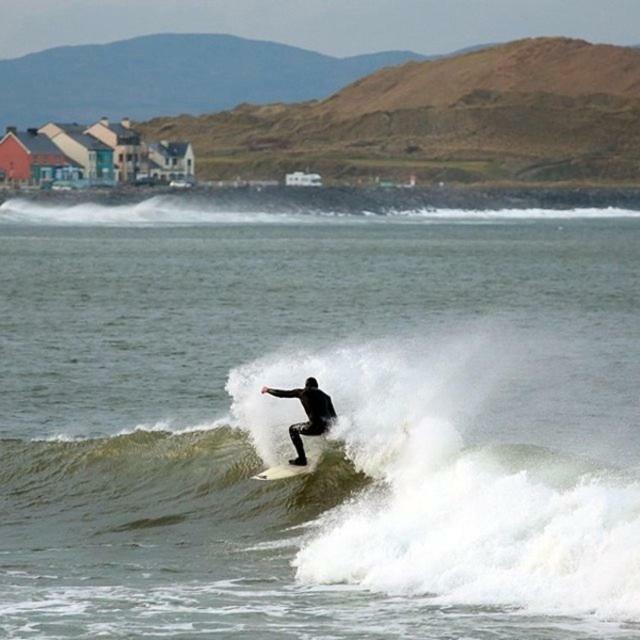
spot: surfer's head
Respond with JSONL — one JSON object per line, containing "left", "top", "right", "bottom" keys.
{"left": 305, "top": 377, "right": 319, "bottom": 389}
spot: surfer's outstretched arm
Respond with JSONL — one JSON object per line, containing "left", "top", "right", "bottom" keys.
{"left": 261, "top": 387, "right": 303, "bottom": 398}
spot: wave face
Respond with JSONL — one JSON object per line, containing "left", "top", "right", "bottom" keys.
{"left": 1, "top": 426, "right": 364, "bottom": 541}
{"left": 2, "top": 196, "right": 640, "bottom": 225}
{"left": 225, "top": 341, "right": 640, "bottom": 620}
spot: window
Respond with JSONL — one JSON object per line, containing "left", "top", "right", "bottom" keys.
{"left": 119, "top": 153, "right": 123, "bottom": 162}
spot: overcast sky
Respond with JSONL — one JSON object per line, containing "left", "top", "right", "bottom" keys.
{"left": 1, "top": 0, "right": 639, "bottom": 60}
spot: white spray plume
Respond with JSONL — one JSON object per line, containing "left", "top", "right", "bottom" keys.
{"left": 225, "top": 331, "right": 640, "bottom": 621}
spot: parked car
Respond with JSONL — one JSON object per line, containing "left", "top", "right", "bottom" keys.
{"left": 169, "top": 178, "right": 194, "bottom": 189}
{"left": 135, "top": 174, "right": 158, "bottom": 186}
{"left": 51, "top": 181, "right": 75, "bottom": 191}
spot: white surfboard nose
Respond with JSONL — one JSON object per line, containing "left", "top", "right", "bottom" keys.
{"left": 251, "top": 455, "right": 320, "bottom": 481}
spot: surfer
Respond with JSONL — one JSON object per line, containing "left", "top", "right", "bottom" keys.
{"left": 261, "top": 377, "right": 337, "bottom": 466}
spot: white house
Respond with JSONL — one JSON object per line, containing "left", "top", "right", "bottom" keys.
{"left": 147, "top": 140, "right": 195, "bottom": 183}
{"left": 285, "top": 171, "right": 322, "bottom": 187}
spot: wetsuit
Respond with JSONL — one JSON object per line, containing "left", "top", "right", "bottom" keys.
{"left": 265, "top": 387, "right": 337, "bottom": 463}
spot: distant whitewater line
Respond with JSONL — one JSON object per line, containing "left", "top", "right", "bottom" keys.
{"left": 2, "top": 196, "right": 640, "bottom": 226}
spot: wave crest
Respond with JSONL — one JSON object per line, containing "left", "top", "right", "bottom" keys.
{"left": 224, "top": 337, "right": 640, "bottom": 620}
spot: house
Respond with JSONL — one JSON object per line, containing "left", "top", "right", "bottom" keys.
{"left": 285, "top": 171, "right": 323, "bottom": 187}
{"left": 147, "top": 140, "right": 195, "bottom": 183}
{"left": 39, "top": 123, "right": 115, "bottom": 185}
{"left": 0, "top": 126, "right": 81, "bottom": 185}
{"left": 84, "top": 117, "right": 144, "bottom": 183}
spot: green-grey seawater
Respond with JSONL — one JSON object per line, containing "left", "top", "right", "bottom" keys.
{"left": 0, "top": 197, "right": 639, "bottom": 639}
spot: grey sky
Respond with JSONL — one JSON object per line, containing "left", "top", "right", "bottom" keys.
{"left": 1, "top": 0, "right": 639, "bottom": 60}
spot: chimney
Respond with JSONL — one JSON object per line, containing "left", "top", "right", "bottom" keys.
{"left": 121, "top": 117, "right": 131, "bottom": 129}
{"left": 6, "top": 126, "right": 17, "bottom": 135}
{"left": 27, "top": 128, "right": 39, "bottom": 136}
{"left": 100, "top": 116, "right": 109, "bottom": 127}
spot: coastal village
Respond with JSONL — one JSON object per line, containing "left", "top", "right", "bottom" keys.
{"left": 0, "top": 118, "right": 197, "bottom": 189}
{"left": 0, "top": 118, "right": 334, "bottom": 191}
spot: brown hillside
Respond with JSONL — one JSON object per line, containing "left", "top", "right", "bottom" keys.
{"left": 318, "top": 37, "right": 640, "bottom": 118}
{"left": 139, "top": 38, "right": 640, "bottom": 185}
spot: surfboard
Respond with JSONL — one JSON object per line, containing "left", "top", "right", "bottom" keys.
{"left": 252, "top": 455, "right": 319, "bottom": 481}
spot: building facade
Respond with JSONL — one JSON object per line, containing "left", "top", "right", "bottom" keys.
{"left": 39, "top": 122, "right": 115, "bottom": 184}
{"left": 0, "top": 127, "right": 80, "bottom": 185}
{"left": 85, "top": 117, "right": 145, "bottom": 183}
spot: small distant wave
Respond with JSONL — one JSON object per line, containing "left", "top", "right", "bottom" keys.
{"left": 2, "top": 196, "right": 640, "bottom": 226}
{"left": 389, "top": 206, "right": 640, "bottom": 220}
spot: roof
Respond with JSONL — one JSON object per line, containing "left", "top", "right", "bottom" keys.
{"left": 54, "top": 123, "right": 87, "bottom": 134}
{"left": 108, "top": 123, "right": 141, "bottom": 144}
{"left": 67, "top": 132, "right": 112, "bottom": 151}
{"left": 14, "top": 131, "right": 65, "bottom": 155}
{"left": 150, "top": 141, "right": 190, "bottom": 158}
{"left": 46, "top": 123, "right": 112, "bottom": 151}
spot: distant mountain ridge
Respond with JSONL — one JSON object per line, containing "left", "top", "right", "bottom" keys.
{"left": 0, "top": 33, "right": 429, "bottom": 129}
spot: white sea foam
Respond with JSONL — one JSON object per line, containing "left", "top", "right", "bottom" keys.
{"left": 389, "top": 206, "right": 640, "bottom": 220}
{"left": 226, "top": 336, "right": 640, "bottom": 620}
{"left": 32, "top": 416, "right": 232, "bottom": 442}
{"left": 0, "top": 197, "right": 313, "bottom": 226}
{"left": 2, "top": 196, "right": 640, "bottom": 226}
{"left": 113, "top": 417, "right": 231, "bottom": 437}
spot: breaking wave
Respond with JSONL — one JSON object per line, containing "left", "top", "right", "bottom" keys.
{"left": 225, "top": 338, "right": 640, "bottom": 621}
{"left": 2, "top": 426, "right": 364, "bottom": 534}
{"left": 4, "top": 334, "right": 640, "bottom": 621}
{"left": 0, "top": 197, "right": 315, "bottom": 226}
{"left": 2, "top": 196, "right": 640, "bottom": 225}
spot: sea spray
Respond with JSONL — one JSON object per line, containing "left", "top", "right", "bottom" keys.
{"left": 225, "top": 331, "right": 503, "bottom": 471}
{"left": 294, "top": 448, "right": 640, "bottom": 619}
{"left": 224, "top": 335, "right": 640, "bottom": 619}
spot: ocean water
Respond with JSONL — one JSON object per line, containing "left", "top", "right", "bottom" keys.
{"left": 1, "top": 195, "right": 639, "bottom": 639}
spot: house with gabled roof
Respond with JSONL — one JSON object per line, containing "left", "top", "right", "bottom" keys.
{"left": 84, "top": 117, "right": 145, "bottom": 183}
{"left": 147, "top": 140, "right": 195, "bottom": 183}
{"left": 39, "top": 122, "right": 115, "bottom": 184}
{"left": 0, "top": 126, "right": 81, "bottom": 185}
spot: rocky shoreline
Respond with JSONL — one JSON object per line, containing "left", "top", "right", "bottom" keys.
{"left": 3, "top": 184, "right": 640, "bottom": 213}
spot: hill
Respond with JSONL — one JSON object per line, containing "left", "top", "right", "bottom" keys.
{"left": 0, "top": 33, "right": 428, "bottom": 129}
{"left": 139, "top": 38, "right": 640, "bottom": 185}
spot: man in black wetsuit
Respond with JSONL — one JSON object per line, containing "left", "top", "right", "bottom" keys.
{"left": 261, "top": 377, "right": 337, "bottom": 466}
